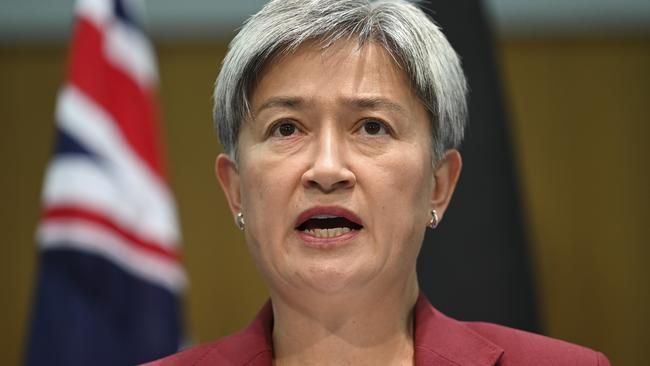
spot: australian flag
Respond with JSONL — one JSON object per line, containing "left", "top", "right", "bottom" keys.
{"left": 25, "top": 0, "right": 186, "bottom": 365}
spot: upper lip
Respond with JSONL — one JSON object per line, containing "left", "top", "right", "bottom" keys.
{"left": 294, "top": 206, "right": 363, "bottom": 229}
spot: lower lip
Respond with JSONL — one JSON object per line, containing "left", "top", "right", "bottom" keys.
{"left": 296, "top": 229, "right": 361, "bottom": 249}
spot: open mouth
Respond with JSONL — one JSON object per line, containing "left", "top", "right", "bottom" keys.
{"left": 295, "top": 215, "right": 363, "bottom": 239}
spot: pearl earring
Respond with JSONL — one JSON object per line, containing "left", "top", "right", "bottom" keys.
{"left": 428, "top": 209, "right": 439, "bottom": 229}
{"left": 236, "top": 212, "right": 245, "bottom": 231}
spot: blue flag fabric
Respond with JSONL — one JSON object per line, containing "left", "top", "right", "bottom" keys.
{"left": 25, "top": 0, "right": 186, "bottom": 364}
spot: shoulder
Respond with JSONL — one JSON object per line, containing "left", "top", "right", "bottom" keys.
{"left": 464, "top": 321, "right": 611, "bottom": 366}
{"left": 140, "top": 332, "right": 272, "bottom": 366}
{"left": 413, "top": 293, "right": 610, "bottom": 366}
{"left": 140, "top": 341, "right": 217, "bottom": 366}
{"left": 141, "top": 301, "right": 274, "bottom": 366}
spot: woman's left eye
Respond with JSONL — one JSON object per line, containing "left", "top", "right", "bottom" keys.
{"left": 358, "top": 119, "right": 389, "bottom": 136}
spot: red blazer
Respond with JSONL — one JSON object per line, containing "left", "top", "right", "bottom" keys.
{"left": 144, "top": 294, "right": 610, "bottom": 365}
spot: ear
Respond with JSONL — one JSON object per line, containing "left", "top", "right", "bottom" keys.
{"left": 430, "top": 149, "right": 462, "bottom": 221}
{"left": 215, "top": 153, "right": 242, "bottom": 219}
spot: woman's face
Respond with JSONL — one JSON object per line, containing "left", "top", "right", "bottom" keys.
{"left": 217, "top": 41, "right": 458, "bottom": 298}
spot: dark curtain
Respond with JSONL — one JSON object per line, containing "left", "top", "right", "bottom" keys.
{"left": 416, "top": 0, "right": 540, "bottom": 333}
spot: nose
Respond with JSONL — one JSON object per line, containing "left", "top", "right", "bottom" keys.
{"left": 301, "top": 128, "right": 356, "bottom": 193}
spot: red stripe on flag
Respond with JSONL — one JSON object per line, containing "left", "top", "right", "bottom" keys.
{"left": 43, "top": 205, "right": 180, "bottom": 263}
{"left": 67, "top": 17, "right": 167, "bottom": 179}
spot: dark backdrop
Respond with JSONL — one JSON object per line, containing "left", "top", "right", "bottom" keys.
{"left": 416, "top": 0, "right": 540, "bottom": 332}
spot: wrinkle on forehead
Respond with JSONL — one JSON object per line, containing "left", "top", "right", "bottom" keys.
{"left": 250, "top": 40, "right": 414, "bottom": 111}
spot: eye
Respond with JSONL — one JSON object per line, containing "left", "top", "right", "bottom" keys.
{"left": 358, "top": 119, "right": 389, "bottom": 136}
{"left": 271, "top": 121, "right": 299, "bottom": 137}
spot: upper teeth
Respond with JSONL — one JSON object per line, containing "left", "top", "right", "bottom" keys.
{"left": 311, "top": 215, "right": 338, "bottom": 219}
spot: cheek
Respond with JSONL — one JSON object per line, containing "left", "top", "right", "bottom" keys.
{"left": 362, "top": 145, "right": 432, "bottom": 241}
{"left": 241, "top": 164, "right": 285, "bottom": 225}
{"left": 238, "top": 163, "right": 288, "bottom": 275}
{"left": 376, "top": 147, "right": 431, "bottom": 207}
{"left": 238, "top": 153, "right": 303, "bottom": 242}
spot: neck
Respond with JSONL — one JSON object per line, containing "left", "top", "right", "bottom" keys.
{"left": 271, "top": 276, "right": 420, "bottom": 366}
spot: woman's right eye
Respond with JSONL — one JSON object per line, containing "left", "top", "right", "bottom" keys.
{"left": 271, "top": 121, "right": 298, "bottom": 137}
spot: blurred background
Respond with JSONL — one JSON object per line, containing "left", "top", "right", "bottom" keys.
{"left": 1, "top": 0, "right": 648, "bottom": 365}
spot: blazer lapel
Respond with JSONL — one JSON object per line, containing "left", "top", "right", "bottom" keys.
{"left": 414, "top": 293, "right": 504, "bottom": 366}
{"left": 197, "top": 301, "right": 274, "bottom": 365}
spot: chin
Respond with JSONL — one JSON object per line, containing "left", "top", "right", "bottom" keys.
{"left": 292, "top": 259, "right": 380, "bottom": 296}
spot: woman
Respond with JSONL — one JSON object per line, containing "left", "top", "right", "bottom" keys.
{"left": 149, "top": 0, "right": 610, "bottom": 365}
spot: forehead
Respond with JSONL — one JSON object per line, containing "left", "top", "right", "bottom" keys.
{"left": 261, "top": 39, "right": 401, "bottom": 77}
{"left": 249, "top": 40, "right": 420, "bottom": 112}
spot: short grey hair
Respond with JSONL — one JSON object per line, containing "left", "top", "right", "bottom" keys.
{"left": 214, "top": 0, "right": 467, "bottom": 162}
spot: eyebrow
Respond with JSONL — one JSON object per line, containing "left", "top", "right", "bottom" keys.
{"left": 254, "top": 96, "right": 305, "bottom": 116}
{"left": 342, "top": 96, "right": 408, "bottom": 116}
{"left": 254, "top": 96, "right": 408, "bottom": 117}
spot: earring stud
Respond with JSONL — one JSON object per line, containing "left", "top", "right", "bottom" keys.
{"left": 236, "top": 212, "right": 245, "bottom": 231}
{"left": 429, "top": 209, "right": 439, "bottom": 229}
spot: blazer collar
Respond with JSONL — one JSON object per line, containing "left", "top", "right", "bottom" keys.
{"left": 413, "top": 293, "right": 503, "bottom": 365}
{"left": 239, "top": 293, "right": 503, "bottom": 366}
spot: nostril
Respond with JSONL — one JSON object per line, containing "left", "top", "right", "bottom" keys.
{"left": 304, "top": 174, "right": 355, "bottom": 192}
{"left": 302, "top": 165, "right": 355, "bottom": 192}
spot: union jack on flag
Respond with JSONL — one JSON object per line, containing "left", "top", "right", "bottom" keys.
{"left": 25, "top": 0, "right": 186, "bottom": 365}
